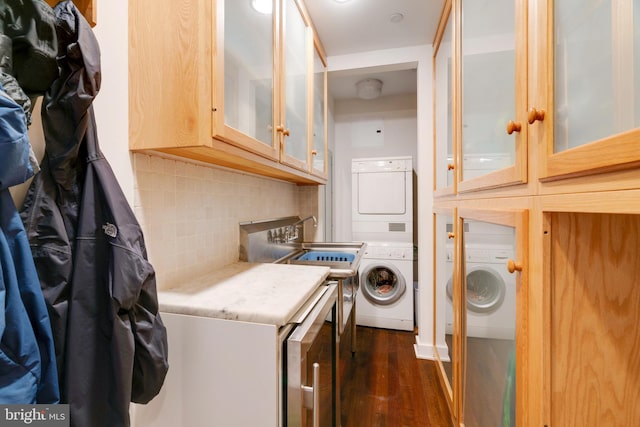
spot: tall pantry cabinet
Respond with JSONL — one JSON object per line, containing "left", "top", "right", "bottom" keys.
{"left": 432, "top": 0, "right": 640, "bottom": 426}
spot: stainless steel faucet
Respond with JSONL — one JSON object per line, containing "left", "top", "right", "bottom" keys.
{"left": 287, "top": 216, "right": 317, "bottom": 242}
{"left": 292, "top": 215, "right": 317, "bottom": 228}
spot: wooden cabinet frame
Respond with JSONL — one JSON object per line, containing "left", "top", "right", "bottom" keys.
{"left": 433, "top": 0, "right": 456, "bottom": 198}
{"left": 433, "top": 207, "right": 458, "bottom": 426}
{"left": 536, "top": 0, "right": 640, "bottom": 181}
{"left": 310, "top": 39, "right": 328, "bottom": 179}
{"left": 212, "top": 0, "right": 280, "bottom": 160}
{"left": 278, "top": 0, "right": 313, "bottom": 173}
{"left": 455, "top": 0, "right": 529, "bottom": 193}
{"left": 456, "top": 208, "right": 529, "bottom": 427}
{"left": 540, "top": 192, "right": 640, "bottom": 425}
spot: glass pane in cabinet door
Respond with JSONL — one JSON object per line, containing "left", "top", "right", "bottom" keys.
{"left": 434, "top": 11, "right": 454, "bottom": 190}
{"left": 462, "top": 220, "right": 516, "bottom": 427}
{"left": 312, "top": 47, "right": 326, "bottom": 173}
{"left": 554, "top": 1, "right": 640, "bottom": 151}
{"left": 461, "top": 0, "right": 516, "bottom": 179}
{"left": 636, "top": 4, "right": 640, "bottom": 127}
{"left": 284, "top": 0, "right": 309, "bottom": 163}
{"left": 435, "top": 214, "right": 455, "bottom": 395}
{"left": 224, "top": 0, "right": 274, "bottom": 144}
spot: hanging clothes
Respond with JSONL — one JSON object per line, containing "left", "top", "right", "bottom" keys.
{"left": 20, "top": 2, "right": 169, "bottom": 426}
{"left": 1, "top": 0, "right": 58, "bottom": 96}
{"left": 0, "top": 82, "right": 59, "bottom": 403}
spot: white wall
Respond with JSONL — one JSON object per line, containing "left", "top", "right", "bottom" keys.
{"left": 327, "top": 45, "right": 436, "bottom": 359}
{"left": 333, "top": 94, "right": 417, "bottom": 242}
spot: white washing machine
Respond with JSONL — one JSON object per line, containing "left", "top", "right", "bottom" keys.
{"left": 445, "top": 244, "right": 516, "bottom": 340}
{"left": 356, "top": 242, "right": 414, "bottom": 331}
{"left": 351, "top": 156, "right": 413, "bottom": 243}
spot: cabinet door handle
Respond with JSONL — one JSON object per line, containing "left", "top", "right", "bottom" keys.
{"left": 276, "top": 125, "right": 291, "bottom": 136}
{"left": 447, "top": 163, "right": 455, "bottom": 171}
{"left": 506, "top": 120, "right": 522, "bottom": 134}
{"left": 301, "top": 362, "right": 320, "bottom": 427}
{"left": 527, "top": 107, "right": 545, "bottom": 124}
{"left": 447, "top": 232, "right": 455, "bottom": 239}
{"left": 507, "top": 259, "right": 523, "bottom": 273}
{"left": 311, "top": 150, "right": 318, "bottom": 156}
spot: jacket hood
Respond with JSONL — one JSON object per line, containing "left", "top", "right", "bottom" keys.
{"left": 42, "top": 0, "right": 102, "bottom": 188}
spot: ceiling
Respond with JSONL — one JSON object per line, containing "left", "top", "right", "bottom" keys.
{"left": 304, "top": 0, "right": 445, "bottom": 100}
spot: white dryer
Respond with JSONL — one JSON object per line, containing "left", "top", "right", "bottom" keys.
{"left": 445, "top": 244, "right": 516, "bottom": 340}
{"left": 356, "top": 242, "right": 414, "bottom": 331}
{"left": 352, "top": 156, "right": 413, "bottom": 243}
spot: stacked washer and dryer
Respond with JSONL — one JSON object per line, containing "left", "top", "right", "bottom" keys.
{"left": 351, "top": 157, "right": 415, "bottom": 331}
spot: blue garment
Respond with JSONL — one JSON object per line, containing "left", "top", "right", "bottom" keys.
{"left": 0, "top": 82, "right": 59, "bottom": 403}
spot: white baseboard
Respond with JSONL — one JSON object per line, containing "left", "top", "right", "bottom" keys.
{"left": 413, "top": 334, "right": 437, "bottom": 360}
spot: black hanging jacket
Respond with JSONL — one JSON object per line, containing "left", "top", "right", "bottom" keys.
{"left": 20, "top": 2, "right": 169, "bottom": 426}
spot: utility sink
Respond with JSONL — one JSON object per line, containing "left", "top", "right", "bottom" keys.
{"left": 275, "top": 242, "right": 366, "bottom": 279}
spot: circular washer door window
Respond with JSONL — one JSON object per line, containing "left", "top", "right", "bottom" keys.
{"left": 360, "top": 263, "right": 406, "bottom": 306}
{"left": 466, "top": 267, "right": 506, "bottom": 313}
{"left": 446, "top": 267, "right": 506, "bottom": 314}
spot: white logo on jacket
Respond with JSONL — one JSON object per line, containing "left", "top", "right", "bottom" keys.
{"left": 102, "top": 223, "right": 118, "bottom": 238}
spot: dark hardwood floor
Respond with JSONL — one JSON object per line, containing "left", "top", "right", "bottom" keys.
{"left": 340, "top": 326, "right": 451, "bottom": 427}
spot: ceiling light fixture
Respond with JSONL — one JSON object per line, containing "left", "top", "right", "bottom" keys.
{"left": 251, "top": 0, "right": 272, "bottom": 14}
{"left": 356, "top": 78, "right": 383, "bottom": 100}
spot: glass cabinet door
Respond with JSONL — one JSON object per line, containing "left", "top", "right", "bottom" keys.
{"left": 434, "top": 4, "right": 455, "bottom": 196}
{"left": 539, "top": 0, "right": 640, "bottom": 179}
{"left": 311, "top": 43, "right": 327, "bottom": 178}
{"left": 458, "top": 0, "right": 528, "bottom": 192}
{"left": 221, "top": 0, "right": 278, "bottom": 159}
{"left": 280, "top": 0, "right": 311, "bottom": 172}
{"left": 458, "top": 210, "right": 527, "bottom": 427}
{"left": 434, "top": 211, "right": 457, "bottom": 417}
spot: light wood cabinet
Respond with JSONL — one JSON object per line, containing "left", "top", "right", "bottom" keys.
{"left": 45, "top": 0, "right": 96, "bottom": 26}
{"left": 129, "top": 0, "right": 327, "bottom": 185}
{"left": 433, "top": 0, "right": 640, "bottom": 426}
{"left": 434, "top": 206, "right": 528, "bottom": 427}
{"left": 535, "top": 0, "right": 640, "bottom": 182}
{"left": 433, "top": 209, "right": 456, "bottom": 424}
{"left": 311, "top": 42, "right": 328, "bottom": 179}
{"left": 433, "top": 3, "right": 455, "bottom": 197}
{"left": 456, "top": 0, "right": 528, "bottom": 193}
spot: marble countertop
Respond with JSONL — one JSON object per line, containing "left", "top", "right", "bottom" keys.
{"left": 158, "top": 262, "right": 330, "bottom": 327}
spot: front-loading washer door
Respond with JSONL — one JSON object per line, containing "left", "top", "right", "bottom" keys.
{"left": 360, "top": 262, "right": 406, "bottom": 305}
{"left": 446, "top": 266, "right": 506, "bottom": 314}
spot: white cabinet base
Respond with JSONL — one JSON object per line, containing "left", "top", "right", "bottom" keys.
{"left": 132, "top": 313, "right": 283, "bottom": 427}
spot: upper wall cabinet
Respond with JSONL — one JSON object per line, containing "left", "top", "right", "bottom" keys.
{"left": 536, "top": 0, "right": 640, "bottom": 181}
{"left": 311, "top": 42, "right": 328, "bottom": 179}
{"left": 129, "top": 0, "right": 327, "bottom": 185}
{"left": 280, "top": 0, "right": 311, "bottom": 173}
{"left": 434, "top": 3, "right": 455, "bottom": 196}
{"left": 222, "top": 0, "right": 278, "bottom": 160}
{"left": 457, "top": 0, "right": 528, "bottom": 192}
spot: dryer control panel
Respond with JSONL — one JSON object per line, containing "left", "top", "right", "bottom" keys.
{"left": 445, "top": 246, "right": 512, "bottom": 265}
{"left": 363, "top": 243, "right": 414, "bottom": 261}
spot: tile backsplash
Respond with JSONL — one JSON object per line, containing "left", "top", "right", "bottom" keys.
{"left": 133, "top": 153, "right": 319, "bottom": 290}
